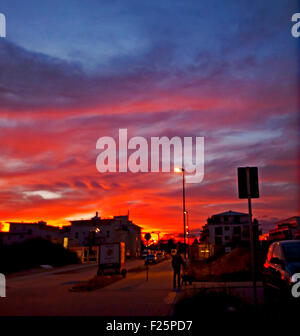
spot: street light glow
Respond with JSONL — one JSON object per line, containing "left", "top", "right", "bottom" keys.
{"left": 174, "top": 167, "right": 182, "bottom": 173}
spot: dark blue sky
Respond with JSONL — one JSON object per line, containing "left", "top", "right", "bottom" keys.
{"left": 1, "top": 0, "right": 298, "bottom": 72}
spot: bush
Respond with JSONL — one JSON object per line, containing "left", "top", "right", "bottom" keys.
{"left": 0, "top": 238, "right": 79, "bottom": 273}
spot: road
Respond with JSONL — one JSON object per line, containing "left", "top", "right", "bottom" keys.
{"left": 0, "top": 259, "right": 178, "bottom": 316}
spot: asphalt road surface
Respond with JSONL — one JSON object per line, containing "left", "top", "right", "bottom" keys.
{"left": 0, "top": 259, "right": 178, "bottom": 316}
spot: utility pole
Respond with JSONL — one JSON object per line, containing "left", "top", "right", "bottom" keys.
{"left": 144, "top": 233, "right": 151, "bottom": 281}
{"left": 174, "top": 167, "right": 187, "bottom": 259}
{"left": 185, "top": 210, "right": 190, "bottom": 257}
{"left": 238, "top": 166, "right": 259, "bottom": 307}
{"left": 182, "top": 169, "right": 186, "bottom": 258}
{"left": 246, "top": 167, "right": 257, "bottom": 306}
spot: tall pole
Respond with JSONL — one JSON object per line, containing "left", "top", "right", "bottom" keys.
{"left": 182, "top": 169, "right": 186, "bottom": 259}
{"left": 146, "top": 240, "right": 149, "bottom": 281}
{"left": 144, "top": 233, "right": 151, "bottom": 281}
{"left": 186, "top": 211, "right": 190, "bottom": 254}
{"left": 246, "top": 167, "right": 257, "bottom": 306}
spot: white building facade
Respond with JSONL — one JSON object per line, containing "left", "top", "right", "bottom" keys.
{"left": 0, "top": 213, "right": 142, "bottom": 258}
{"left": 63, "top": 213, "right": 141, "bottom": 257}
{"left": 205, "top": 210, "right": 258, "bottom": 246}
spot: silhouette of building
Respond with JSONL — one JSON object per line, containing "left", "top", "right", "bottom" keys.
{"left": 202, "top": 210, "right": 259, "bottom": 246}
{"left": 0, "top": 221, "right": 62, "bottom": 245}
{"left": 0, "top": 212, "right": 142, "bottom": 257}
{"left": 268, "top": 216, "right": 300, "bottom": 241}
{"left": 63, "top": 212, "right": 141, "bottom": 257}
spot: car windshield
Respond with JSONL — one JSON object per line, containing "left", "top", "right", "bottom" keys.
{"left": 282, "top": 243, "right": 300, "bottom": 262}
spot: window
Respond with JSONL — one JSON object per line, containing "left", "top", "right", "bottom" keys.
{"left": 215, "top": 227, "right": 223, "bottom": 235}
{"left": 242, "top": 232, "right": 250, "bottom": 239}
{"left": 225, "top": 226, "right": 230, "bottom": 231}
{"left": 233, "top": 226, "right": 241, "bottom": 235}
{"left": 214, "top": 216, "right": 221, "bottom": 224}
{"left": 106, "top": 231, "right": 110, "bottom": 238}
{"left": 225, "top": 236, "right": 230, "bottom": 241}
{"left": 215, "top": 236, "right": 222, "bottom": 245}
{"left": 282, "top": 243, "right": 300, "bottom": 262}
{"left": 28, "top": 229, "right": 32, "bottom": 234}
{"left": 75, "top": 232, "right": 79, "bottom": 239}
{"left": 272, "top": 244, "right": 283, "bottom": 260}
{"left": 243, "top": 226, "right": 249, "bottom": 233}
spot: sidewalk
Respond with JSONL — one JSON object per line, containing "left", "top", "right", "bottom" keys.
{"left": 176, "top": 281, "right": 264, "bottom": 305}
{"left": 191, "top": 281, "right": 263, "bottom": 288}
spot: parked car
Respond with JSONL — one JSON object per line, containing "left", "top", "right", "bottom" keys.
{"left": 141, "top": 249, "right": 151, "bottom": 259}
{"left": 263, "top": 240, "right": 300, "bottom": 300}
{"left": 145, "top": 254, "right": 157, "bottom": 264}
{"left": 156, "top": 251, "right": 163, "bottom": 259}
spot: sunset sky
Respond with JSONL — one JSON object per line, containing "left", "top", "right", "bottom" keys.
{"left": 0, "top": 0, "right": 299, "bottom": 237}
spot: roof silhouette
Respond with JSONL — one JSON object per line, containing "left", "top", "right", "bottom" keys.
{"left": 213, "top": 210, "right": 248, "bottom": 217}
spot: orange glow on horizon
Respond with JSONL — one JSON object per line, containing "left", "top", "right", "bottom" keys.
{"left": 0, "top": 85, "right": 298, "bottom": 237}
{"left": 0, "top": 223, "right": 10, "bottom": 232}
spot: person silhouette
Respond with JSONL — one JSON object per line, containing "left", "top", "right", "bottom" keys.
{"left": 171, "top": 249, "right": 184, "bottom": 290}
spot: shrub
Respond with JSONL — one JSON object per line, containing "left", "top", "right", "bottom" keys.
{"left": 0, "top": 238, "right": 79, "bottom": 273}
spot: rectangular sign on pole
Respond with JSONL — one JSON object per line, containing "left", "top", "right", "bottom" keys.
{"left": 237, "top": 166, "right": 259, "bottom": 306}
{"left": 237, "top": 167, "right": 259, "bottom": 199}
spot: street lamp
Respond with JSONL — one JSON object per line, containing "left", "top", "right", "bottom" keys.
{"left": 88, "top": 226, "right": 101, "bottom": 259}
{"left": 185, "top": 210, "right": 190, "bottom": 253}
{"left": 174, "top": 167, "right": 187, "bottom": 258}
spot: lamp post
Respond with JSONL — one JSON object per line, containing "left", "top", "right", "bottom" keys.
{"left": 145, "top": 233, "right": 151, "bottom": 281}
{"left": 185, "top": 211, "right": 190, "bottom": 255}
{"left": 89, "top": 227, "right": 101, "bottom": 262}
{"left": 175, "top": 167, "right": 187, "bottom": 258}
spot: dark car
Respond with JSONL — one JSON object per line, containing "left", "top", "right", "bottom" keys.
{"left": 263, "top": 240, "right": 300, "bottom": 300}
{"left": 145, "top": 254, "right": 157, "bottom": 264}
